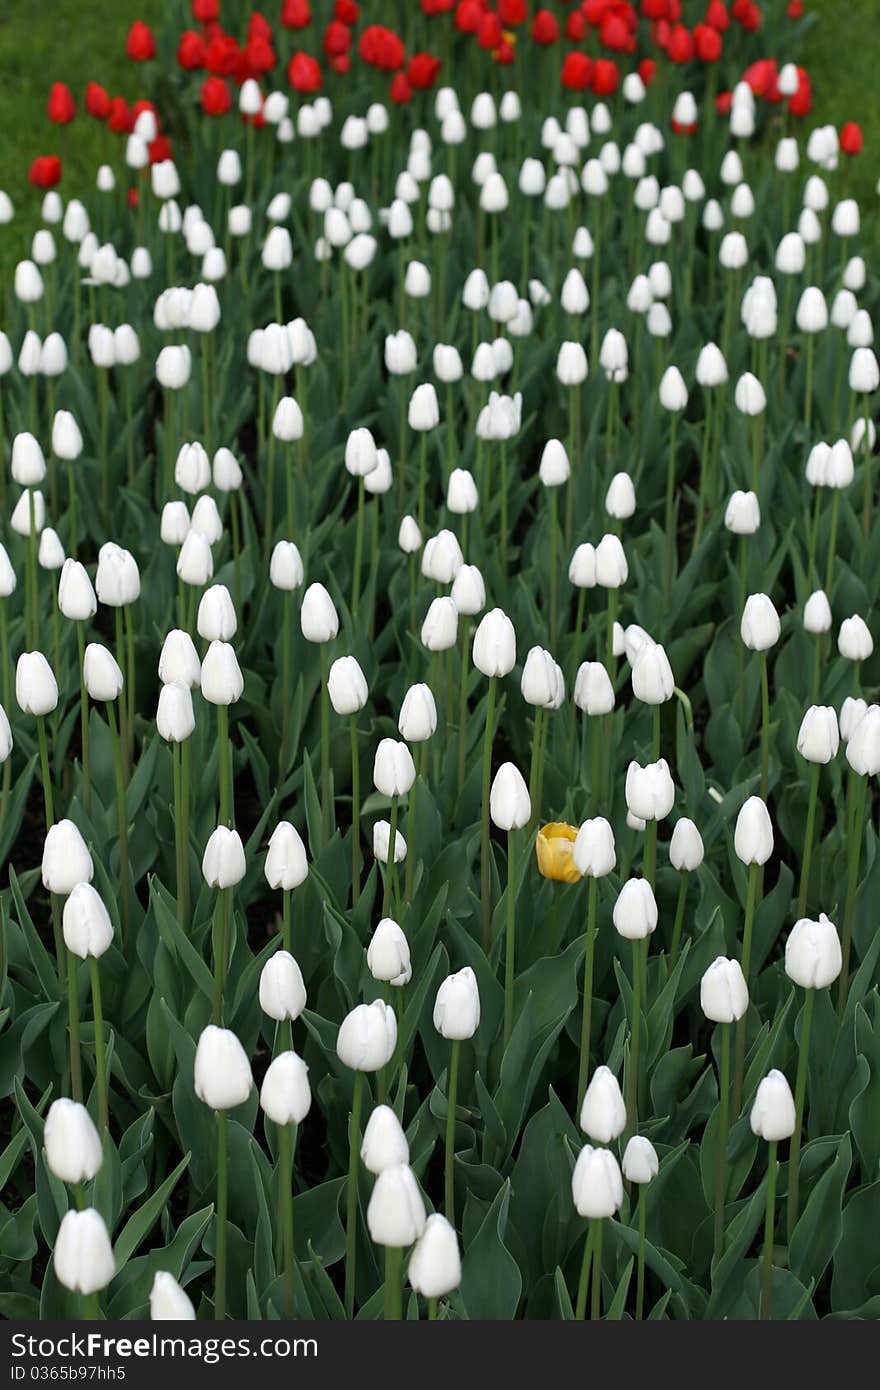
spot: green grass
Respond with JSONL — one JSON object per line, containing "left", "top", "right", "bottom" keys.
{"left": 800, "top": 0, "right": 877, "bottom": 206}
{"left": 0, "top": 0, "right": 164, "bottom": 274}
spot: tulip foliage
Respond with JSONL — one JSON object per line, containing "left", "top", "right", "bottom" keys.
{"left": 1, "top": 1, "right": 879, "bottom": 1326}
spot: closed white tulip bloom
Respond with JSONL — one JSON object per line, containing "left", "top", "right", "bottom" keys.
{"left": 573, "top": 818, "right": 616, "bottom": 878}
{"left": 149, "top": 1271, "right": 197, "bottom": 1321}
{"left": 16, "top": 651, "right": 58, "bottom": 716}
{"left": 42, "top": 820, "right": 93, "bottom": 896}
{"left": 631, "top": 644, "right": 673, "bottom": 705}
{"left": 734, "top": 796, "right": 774, "bottom": 865}
{"left": 574, "top": 662, "right": 614, "bottom": 716}
{"left": 797, "top": 705, "right": 839, "bottom": 764}
{"left": 622, "top": 1136, "right": 659, "bottom": 1185}
{"left": 57, "top": 559, "right": 96, "bottom": 622}
{"left": 194, "top": 1025, "right": 253, "bottom": 1111}
{"left": 328, "top": 656, "right": 369, "bottom": 716}
{"left": 53, "top": 1209, "right": 115, "bottom": 1295}
{"left": 62, "top": 882, "right": 113, "bottom": 959}
{"left": 361, "top": 1104, "right": 409, "bottom": 1175}
{"left": 201, "top": 826, "right": 246, "bottom": 888}
{"left": 846, "top": 705, "right": 880, "bottom": 776}
{"left": 433, "top": 966, "right": 480, "bottom": 1040}
{"left": 269, "top": 541, "right": 304, "bottom": 592}
{"left": 669, "top": 818, "right": 704, "bottom": 871}
{"left": 613, "top": 878, "right": 657, "bottom": 940}
{"left": 158, "top": 630, "right": 200, "bottom": 688}
{"left": 44, "top": 1099, "right": 103, "bottom": 1185}
{"left": 625, "top": 759, "right": 675, "bottom": 821}
{"left": 750, "top": 1070, "right": 796, "bottom": 1141}
{"left": 595, "top": 534, "right": 628, "bottom": 588}
{"left": 337, "top": 1000, "right": 396, "bottom": 1071}
{"left": 367, "top": 1163, "right": 426, "bottom": 1248}
{"left": 472, "top": 608, "right": 516, "bottom": 677}
{"left": 200, "top": 641, "right": 243, "bottom": 705}
{"left": 605, "top": 472, "right": 636, "bottom": 519}
{"left": 373, "top": 739, "right": 416, "bottom": 798}
{"left": 398, "top": 684, "right": 437, "bottom": 742}
{"left": 838, "top": 615, "right": 872, "bottom": 661}
{"left": 451, "top": 564, "right": 486, "bottom": 616}
{"left": 839, "top": 696, "right": 867, "bottom": 743}
{"left": 156, "top": 681, "right": 195, "bottom": 743}
{"left": 725, "top": 490, "right": 761, "bottom": 535}
{"left": 408, "top": 1214, "right": 461, "bottom": 1297}
{"left": 740, "top": 593, "right": 780, "bottom": 651}
{"left": 259, "top": 950, "right": 307, "bottom": 1022}
{"left": 300, "top": 583, "right": 339, "bottom": 643}
{"left": 372, "top": 820, "right": 407, "bottom": 866}
{"left": 571, "top": 1145, "right": 623, "bottom": 1220}
{"left": 785, "top": 914, "right": 842, "bottom": 990}
{"left": 700, "top": 956, "right": 749, "bottom": 1023}
{"left": 489, "top": 762, "right": 531, "bottom": 831}
{"left": 367, "top": 918, "right": 412, "bottom": 987}
{"left": 264, "top": 821, "right": 309, "bottom": 891}
{"left": 579, "top": 1066, "right": 626, "bottom": 1143}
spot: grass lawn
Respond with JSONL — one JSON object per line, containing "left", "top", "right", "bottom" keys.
{"left": 0, "top": 0, "right": 874, "bottom": 279}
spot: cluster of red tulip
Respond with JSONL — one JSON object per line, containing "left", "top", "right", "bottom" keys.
{"left": 26, "top": 2, "right": 865, "bottom": 190}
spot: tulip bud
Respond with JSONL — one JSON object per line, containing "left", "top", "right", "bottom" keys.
{"left": 259, "top": 950, "right": 307, "bottom": 1022}
{"left": 433, "top": 966, "right": 480, "bottom": 1040}
{"left": 571, "top": 1145, "right": 623, "bottom": 1219}
{"left": 725, "top": 490, "right": 761, "bottom": 535}
{"left": 194, "top": 1025, "right": 253, "bottom": 1110}
{"left": 846, "top": 705, "right": 880, "bottom": 775}
{"left": 750, "top": 1070, "right": 796, "bottom": 1141}
{"left": 11, "top": 432, "right": 46, "bottom": 487}
{"left": 367, "top": 917, "right": 412, "bottom": 987}
{"left": 785, "top": 914, "right": 842, "bottom": 989}
{"left": 95, "top": 543, "right": 140, "bottom": 606}
{"left": 489, "top": 762, "right": 531, "bottom": 831}
{"left": 367, "top": 1163, "right": 426, "bottom": 1248}
{"left": 361, "top": 1104, "right": 409, "bottom": 1174}
{"left": 200, "top": 641, "right": 243, "bottom": 705}
{"left": 53, "top": 1209, "right": 115, "bottom": 1294}
{"left": 300, "top": 583, "right": 339, "bottom": 643}
{"left": 16, "top": 651, "right": 58, "bottom": 716}
{"left": 398, "top": 515, "right": 422, "bottom": 554}
{"left": 56, "top": 556, "right": 95, "bottom": 617}
{"left": 538, "top": 439, "right": 570, "bottom": 488}
{"left": 158, "top": 630, "right": 200, "bottom": 688}
{"left": 408, "top": 1214, "right": 461, "bottom": 1297}
{"left": 421, "top": 596, "right": 458, "bottom": 652}
{"left": 42, "top": 820, "right": 93, "bottom": 896}
{"left": 669, "top": 818, "right": 704, "bottom": 871}
{"left": 631, "top": 644, "right": 673, "bottom": 705}
{"left": 622, "top": 1136, "right": 659, "bottom": 1185}
{"left": 83, "top": 643, "right": 123, "bottom": 703}
{"left": 43, "top": 1099, "right": 102, "bottom": 1185}
{"left": 337, "top": 1000, "right": 397, "bottom": 1071}
{"left": 579, "top": 1066, "right": 626, "bottom": 1143}
{"left": 734, "top": 796, "right": 774, "bottom": 865}
{"left": 328, "top": 656, "right": 368, "bottom": 716}
{"left": 62, "top": 882, "right": 113, "bottom": 959}
{"left": 472, "top": 608, "right": 516, "bottom": 677}
{"left": 264, "top": 821, "right": 309, "bottom": 891}
{"left": 613, "top": 878, "right": 658, "bottom": 940}
{"left": 595, "top": 534, "right": 628, "bottom": 588}
{"left": 149, "top": 1271, "right": 196, "bottom": 1321}
{"left": 797, "top": 705, "right": 839, "bottom": 764}
{"left": 259, "top": 1050, "right": 311, "bottom": 1127}
{"left": 36, "top": 534, "right": 64, "bottom": 576}
{"left": 700, "top": 956, "right": 749, "bottom": 1023}
{"left": 740, "top": 593, "right": 780, "bottom": 651}
{"left": 451, "top": 564, "right": 485, "bottom": 617}
{"left": 574, "top": 663, "right": 614, "bottom": 716}
{"left": 156, "top": 681, "right": 195, "bottom": 743}
{"left": 838, "top": 615, "right": 873, "bottom": 661}
{"left": 573, "top": 818, "right": 616, "bottom": 878}
{"left": 373, "top": 739, "right": 416, "bottom": 798}
{"left": 422, "top": 529, "right": 463, "bottom": 583}
{"left": 398, "top": 684, "right": 437, "bottom": 743}
{"left": 202, "top": 826, "right": 246, "bottom": 888}
{"left": 625, "top": 758, "right": 675, "bottom": 822}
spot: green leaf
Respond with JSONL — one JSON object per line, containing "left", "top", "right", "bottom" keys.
{"left": 460, "top": 1180, "right": 522, "bottom": 1320}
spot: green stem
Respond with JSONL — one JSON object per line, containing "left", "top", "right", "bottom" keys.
{"left": 797, "top": 761, "right": 821, "bottom": 918}
{"left": 282, "top": 889, "right": 291, "bottom": 954}
{"left": 759, "top": 653, "right": 770, "bottom": 800}
{"left": 669, "top": 874, "right": 688, "bottom": 963}
{"left": 350, "top": 714, "right": 361, "bottom": 904}
{"left": 212, "top": 888, "right": 229, "bottom": 1025}
{"left": 549, "top": 488, "right": 558, "bottom": 649}
{"left": 36, "top": 716, "right": 55, "bottom": 829}
{"left": 444, "top": 1038, "right": 460, "bottom": 1225}
{"left": 88, "top": 957, "right": 108, "bottom": 1137}
{"left": 760, "top": 1140, "right": 778, "bottom": 1320}
{"left": 591, "top": 1217, "right": 604, "bottom": 1320}
{"left": 578, "top": 877, "right": 598, "bottom": 1110}
{"left": 627, "top": 939, "right": 642, "bottom": 1138}
{"left": 344, "top": 1070, "right": 364, "bottom": 1318}
{"left": 107, "top": 703, "right": 130, "bottom": 945}
{"left": 320, "top": 644, "right": 331, "bottom": 844}
{"left": 457, "top": 622, "right": 469, "bottom": 796}
{"left": 383, "top": 795, "right": 399, "bottom": 918}
{"left": 384, "top": 1245, "right": 402, "bottom": 1321}
{"left": 217, "top": 703, "right": 231, "bottom": 828}
{"left": 67, "top": 949, "right": 83, "bottom": 1103}
{"left": 575, "top": 1222, "right": 594, "bottom": 1320}
{"left": 713, "top": 1022, "right": 731, "bottom": 1266}
{"left": 281, "top": 592, "right": 291, "bottom": 773}
{"left": 733, "top": 862, "right": 760, "bottom": 1114}
{"left": 76, "top": 624, "right": 90, "bottom": 814}
{"left": 786, "top": 988, "right": 814, "bottom": 1244}
{"left": 279, "top": 1121, "right": 296, "bottom": 1318}
{"left": 635, "top": 1189, "right": 647, "bottom": 1320}
{"left": 480, "top": 677, "right": 497, "bottom": 951}
{"left": 839, "top": 772, "right": 867, "bottom": 1015}
{"left": 503, "top": 830, "right": 517, "bottom": 1046}
{"left": 352, "top": 477, "right": 365, "bottom": 617}
{"left": 215, "top": 1110, "right": 228, "bottom": 1320}
{"left": 663, "top": 411, "right": 678, "bottom": 596}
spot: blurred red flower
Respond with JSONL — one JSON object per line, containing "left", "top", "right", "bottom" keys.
{"left": 126, "top": 21, "right": 156, "bottom": 61}
{"left": 840, "top": 121, "right": 863, "bottom": 156}
{"left": 178, "top": 30, "right": 206, "bottom": 69}
{"left": 561, "top": 52, "right": 593, "bottom": 90}
{"left": 29, "top": 155, "right": 62, "bottom": 188}
{"left": 47, "top": 82, "right": 76, "bottom": 124}
{"left": 200, "top": 75, "right": 232, "bottom": 114}
{"left": 85, "top": 82, "right": 111, "bottom": 119}
{"left": 408, "top": 53, "right": 442, "bottom": 89}
{"left": 288, "top": 51, "right": 322, "bottom": 91}
{"left": 531, "top": 9, "right": 560, "bottom": 44}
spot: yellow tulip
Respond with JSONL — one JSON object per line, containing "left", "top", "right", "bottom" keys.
{"left": 535, "top": 822, "right": 582, "bottom": 884}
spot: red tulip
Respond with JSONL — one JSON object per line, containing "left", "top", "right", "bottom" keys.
{"left": 561, "top": 52, "right": 593, "bottom": 90}
{"left": 531, "top": 9, "right": 560, "bottom": 44}
{"left": 281, "top": 0, "right": 311, "bottom": 27}
{"left": 731, "top": 0, "right": 761, "bottom": 30}
{"left": 786, "top": 0, "right": 804, "bottom": 15}
{"left": 107, "top": 96, "right": 133, "bottom": 133}
{"left": 788, "top": 69, "right": 812, "bottom": 116}
{"left": 408, "top": 53, "right": 442, "bottom": 89}
{"left": 334, "top": 0, "right": 359, "bottom": 20}
{"left": 498, "top": 0, "right": 527, "bottom": 22}
{"left": 47, "top": 82, "right": 76, "bottom": 125}
{"left": 566, "top": 12, "right": 586, "bottom": 40}
{"left": 494, "top": 39, "right": 515, "bottom": 64}
{"left": 715, "top": 90, "right": 733, "bottom": 114}
{"left": 694, "top": 22, "right": 722, "bottom": 60}
{"left": 205, "top": 34, "right": 240, "bottom": 76}
{"left": 149, "top": 134, "right": 173, "bottom": 164}
{"left": 85, "top": 82, "right": 111, "bottom": 120}
{"left": 359, "top": 25, "right": 405, "bottom": 71}
{"left": 705, "top": 0, "right": 730, "bottom": 28}
{"left": 600, "top": 13, "right": 631, "bottom": 51}
{"left": 638, "top": 57, "right": 657, "bottom": 85}
{"left": 126, "top": 20, "right": 156, "bottom": 61}
{"left": 200, "top": 75, "right": 232, "bottom": 115}
{"left": 29, "top": 155, "right": 62, "bottom": 188}
{"left": 178, "top": 30, "right": 206, "bottom": 69}
{"left": 668, "top": 24, "right": 694, "bottom": 62}
{"left": 192, "top": 0, "right": 219, "bottom": 20}
{"left": 288, "top": 51, "right": 322, "bottom": 92}
{"left": 641, "top": 0, "right": 670, "bottom": 16}
{"left": 840, "top": 122, "right": 863, "bottom": 156}
{"left": 127, "top": 188, "right": 140, "bottom": 210}
{"left": 390, "top": 72, "right": 412, "bottom": 103}
{"left": 478, "top": 13, "right": 503, "bottom": 48}
{"left": 322, "top": 20, "right": 351, "bottom": 56}
{"left": 591, "top": 58, "right": 619, "bottom": 95}
{"left": 248, "top": 11, "right": 273, "bottom": 42}
{"left": 455, "top": 1, "right": 483, "bottom": 34}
